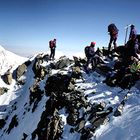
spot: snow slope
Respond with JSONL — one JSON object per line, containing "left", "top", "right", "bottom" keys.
{"left": 0, "top": 47, "right": 140, "bottom": 140}
{"left": 95, "top": 91, "right": 140, "bottom": 140}
{"left": 0, "top": 45, "right": 27, "bottom": 75}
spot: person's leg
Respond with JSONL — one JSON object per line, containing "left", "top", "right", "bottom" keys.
{"left": 52, "top": 49, "right": 55, "bottom": 59}
{"left": 86, "top": 57, "right": 90, "bottom": 68}
{"left": 108, "top": 35, "right": 113, "bottom": 52}
{"left": 91, "top": 57, "right": 96, "bottom": 70}
{"left": 113, "top": 37, "right": 117, "bottom": 50}
{"left": 50, "top": 48, "right": 53, "bottom": 59}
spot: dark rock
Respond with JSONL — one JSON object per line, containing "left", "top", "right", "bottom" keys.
{"left": 55, "top": 57, "right": 71, "bottom": 69}
{"left": 29, "top": 80, "right": 44, "bottom": 112}
{"left": 67, "top": 114, "right": 78, "bottom": 126}
{"left": 93, "top": 117, "right": 107, "bottom": 128}
{"left": 114, "top": 103, "right": 124, "bottom": 117}
{"left": 24, "top": 60, "right": 31, "bottom": 67}
{"left": 42, "top": 54, "right": 50, "bottom": 62}
{"left": 45, "top": 73, "right": 71, "bottom": 95}
{"left": 0, "top": 119, "right": 6, "bottom": 129}
{"left": 68, "top": 81, "right": 75, "bottom": 91}
{"left": 118, "top": 73, "right": 134, "bottom": 89}
{"left": 7, "top": 115, "right": 18, "bottom": 134}
{"left": 16, "top": 63, "right": 27, "bottom": 80}
{"left": 0, "top": 87, "right": 8, "bottom": 95}
{"left": 79, "top": 58, "right": 87, "bottom": 65}
{"left": 75, "top": 119, "right": 86, "bottom": 132}
{"left": 73, "top": 56, "right": 81, "bottom": 67}
{"left": 88, "top": 103, "right": 105, "bottom": 121}
{"left": 102, "top": 47, "right": 109, "bottom": 56}
{"left": 22, "top": 133, "right": 28, "bottom": 140}
{"left": 49, "top": 63, "right": 56, "bottom": 69}
{"left": 80, "top": 128, "right": 94, "bottom": 140}
{"left": 2, "top": 70, "right": 12, "bottom": 85}
{"left": 71, "top": 66, "right": 82, "bottom": 79}
{"left": 32, "top": 55, "right": 43, "bottom": 77}
{"left": 32, "top": 107, "right": 64, "bottom": 140}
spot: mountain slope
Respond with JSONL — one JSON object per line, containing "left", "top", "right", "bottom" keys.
{"left": 0, "top": 47, "right": 140, "bottom": 140}
{"left": 0, "top": 45, "right": 27, "bottom": 75}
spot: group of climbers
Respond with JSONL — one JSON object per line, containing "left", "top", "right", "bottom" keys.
{"left": 103, "top": 24, "right": 140, "bottom": 89}
{"left": 84, "top": 24, "right": 139, "bottom": 70}
{"left": 48, "top": 23, "right": 139, "bottom": 89}
{"left": 48, "top": 24, "right": 139, "bottom": 70}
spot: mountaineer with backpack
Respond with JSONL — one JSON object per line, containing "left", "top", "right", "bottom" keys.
{"left": 108, "top": 23, "right": 119, "bottom": 53}
{"left": 84, "top": 42, "right": 96, "bottom": 72}
{"left": 129, "top": 25, "right": 139, "bottom": 55}
{"left": 123, "top": 25, "right": 139, "bottom": 63}
{"left": 129, "top": 24, "right": 137, "bottom": 40}
{"left": 49, "top": 39, "right": 56, "bottom": 60}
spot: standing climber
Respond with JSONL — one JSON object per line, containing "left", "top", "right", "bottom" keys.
{"left": 49, "top": 39, "right": 56, "bottom": 60}
{"left": 129, "top": 24, "right": 137, "bottom": 40}
{"left": 108, "top": 23, "right": 119, "bottom": 53}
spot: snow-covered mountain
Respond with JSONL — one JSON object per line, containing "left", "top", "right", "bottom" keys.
{"left": 0, "top": 46, "right": 140, "bottom": 140}
{"left": 0, "top": 45, "right": 27, "bottom": 75}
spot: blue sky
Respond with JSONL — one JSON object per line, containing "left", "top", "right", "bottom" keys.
{"left": 0, "top": 0, "right": 140, "bottom": 56}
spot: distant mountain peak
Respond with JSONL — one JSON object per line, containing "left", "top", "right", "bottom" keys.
{"left": 0, "top": 45, "right": 27, "bottom": 75}
{"left": 0, "top": 45, "right": 5, "bottom": 51}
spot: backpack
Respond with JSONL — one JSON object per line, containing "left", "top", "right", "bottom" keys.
{"left": 85, "top": 46, "right": 90, "bottom": 57}
{"left": 108, "top": 24, "right": 118, "bottom": 34}
{"left": 49, "top": 40, "right": 55, "bottom": 48}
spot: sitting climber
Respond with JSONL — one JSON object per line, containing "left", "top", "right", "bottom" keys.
{"left": 84, "top": 42, "right": 96, "bottom": 71}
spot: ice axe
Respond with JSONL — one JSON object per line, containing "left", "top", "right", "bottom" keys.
{"left": 124, "top": 24, "right": 131, "bottom": 45}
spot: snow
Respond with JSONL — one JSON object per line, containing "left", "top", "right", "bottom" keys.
{"left": 0, "top": 45, "right": 140, "bottom": 140}
{"left": 95, "top": 93, "right": 140, "bottom": 140}
{"left": 0, "top": 51, "right": 47, "bottom": 139}
{"left": 0, "top": 45, "right": 27, "bottom": 75}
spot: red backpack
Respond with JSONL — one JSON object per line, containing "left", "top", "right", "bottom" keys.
{"left": 49, "top": 40, "right": 55, "bottom": 48}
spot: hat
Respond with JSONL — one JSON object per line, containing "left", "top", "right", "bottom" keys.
{"left": 91, "top": 42, "right": 96, "bottom": 46}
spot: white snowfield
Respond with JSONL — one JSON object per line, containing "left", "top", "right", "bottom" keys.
{"left": 0, "top": 45, "right": 140, "bottom": 140}
{"left": 0, "top": 45, "right": 27, "bottom": 75}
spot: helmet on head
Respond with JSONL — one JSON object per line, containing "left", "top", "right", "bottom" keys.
{"left": 91, "top": 42, "right": 96, "bottom": 46}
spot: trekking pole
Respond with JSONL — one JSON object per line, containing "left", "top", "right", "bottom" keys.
{"left": 124, "top": 24, "right": 131, "bottom": 45}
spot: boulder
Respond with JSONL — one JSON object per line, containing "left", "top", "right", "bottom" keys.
{"left": 24, "top": 60, "right": 31, "bottom": 67}
{"left": 2, "top": 70, "right": 12, "bottom": 85}
{"left": 42, "top": 54, "right": 50, "bottom": 62}
{"left": 0, "top": 87, "right": 8, "bottom": 95}
{"left": 7, "top": 115, "right": 18, "bottom": 134}
{"left": 73, "top": 56, "right": 81, "bottom": 67}
{"left": 71, "top": 66, "right": 82, "bottom": 79}
{"left": 16, "top": 63, "right": 27, "bottom": 80}
{"left": 22, "top": 133, "right": 28, "bottom": 140}
{"left": 55, "top": 57, "right": 71, "bottom": 69}
{"left": 29, "top": 80, "right": 44, "bottom": 106}
{"left": 0, "top": 119, "right": 6, "bottom": 129}
{"left": 67, "top": 113, "right": 78, "bottom": 126}
{"left": 80, "top": 128, "right": 94, "bottom": 140}
{"left": 45, "top": 73, "right": 71, "bottom": 95}
{"left": 114, "top": 101, "right": 125, "bottom": 117}
{"left": 102, "top": 47, "right": 109, "bottom": 56}
{"left": 32, "top": 55, "right": 43, "bottom": 76}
